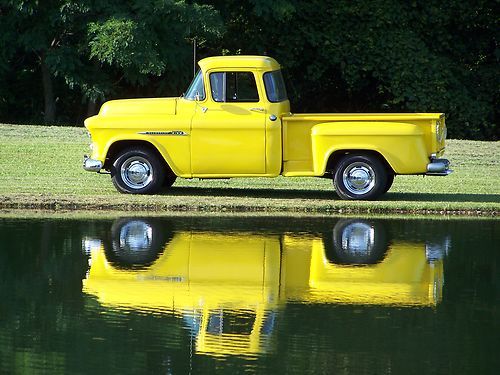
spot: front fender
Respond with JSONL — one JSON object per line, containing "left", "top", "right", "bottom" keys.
{"left": 89, "top": 126, "right": 190, "bottom": 177}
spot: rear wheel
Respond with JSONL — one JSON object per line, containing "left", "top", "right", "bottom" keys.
{"left": 111, "top": 148, "right": 165, "bottom": 194}
{"left": 383, "top": 173, "right": 395, "bottom": 194}
{"left": 333, "top": 154, "right": 388, "bottom": 200}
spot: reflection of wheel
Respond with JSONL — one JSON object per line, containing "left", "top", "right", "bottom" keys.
{"left": 326, "top": 219, "right": 390, "bottom": 265}
{"left": 333, "top": 154, "right": 388, "bottom": 200}
{"left": 111, "top": 148, "right": 165, "bottom": 194}
{"left": 105, "top": 218, "right": 172, "bottom": 268}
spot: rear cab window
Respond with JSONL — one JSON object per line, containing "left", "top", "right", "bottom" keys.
{"left": 263, "top": 70, "right": 288, "bottom": 102}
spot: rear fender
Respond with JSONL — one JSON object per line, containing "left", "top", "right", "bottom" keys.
{"left": 311, "top": 122, "right": 429, "bottom": 175}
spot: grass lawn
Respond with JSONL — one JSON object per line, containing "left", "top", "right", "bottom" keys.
{"left": 0, "top": 124, "right": 498, "bottom": 216}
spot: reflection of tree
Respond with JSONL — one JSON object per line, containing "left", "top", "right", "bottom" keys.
{"left": 0, "top": 219, "right": 88, "bottom": 372}
{"left": 0, "top": 219, "right": 190, "bottom": 373}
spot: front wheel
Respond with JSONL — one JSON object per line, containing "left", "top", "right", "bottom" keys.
{"left": 333, "top": 154, "right": 388, "bottom": 200}
{"left": 111, "top": 148, "right": 165, "bottom": 194}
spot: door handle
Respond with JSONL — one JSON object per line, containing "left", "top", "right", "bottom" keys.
{"left": 250, "top": 107, "right": 265, "bottom": 113}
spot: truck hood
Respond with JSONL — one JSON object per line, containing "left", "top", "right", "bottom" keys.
{"left": 98, "top": 97, "right": 178, "bottom": 117}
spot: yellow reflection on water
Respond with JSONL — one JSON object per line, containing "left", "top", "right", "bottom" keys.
{"left": 82, "top": 218, "right": 446, "bottom": 358}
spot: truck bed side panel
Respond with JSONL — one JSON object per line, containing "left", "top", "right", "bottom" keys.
{"left": 311, "top": 122, "right": 429, "bottom": 174}
{"left": 282, "top": 114, "right": 439, "bottom": 176}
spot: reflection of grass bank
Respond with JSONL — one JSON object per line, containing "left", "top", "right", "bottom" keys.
{"left": 0, "top": 124, "right": 498, "bottom": 216}
{"left": 0, "top": 211, "right": 497, "bottom": 222}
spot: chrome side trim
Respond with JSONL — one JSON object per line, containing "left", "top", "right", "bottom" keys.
{"left": 250, "top": 107, "right": 265, "bottom": 112}
{"left": 138, "top": 131, "right": 188, "bottom": 136}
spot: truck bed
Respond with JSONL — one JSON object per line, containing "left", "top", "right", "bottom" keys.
{"left": 281, "top": 113, "right": 445, "bottom": 176}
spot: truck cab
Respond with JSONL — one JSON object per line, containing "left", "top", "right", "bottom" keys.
{"left": 185, "top": 56, "right": 289, "bottom": 177}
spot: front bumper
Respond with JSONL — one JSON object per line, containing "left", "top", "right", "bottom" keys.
{"left": 426, "top": 158, "right": 452, "bottom": 176}
{"left": 83, "top": 155, "right": 103, "bottom": 172}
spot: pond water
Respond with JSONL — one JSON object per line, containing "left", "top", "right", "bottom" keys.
{"left": 0, "top": 216, "right": 498, "bottom": 374}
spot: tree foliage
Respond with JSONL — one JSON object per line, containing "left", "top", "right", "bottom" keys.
{"left": 199, "top": 0, "right": 498, "bottom": 139}
{"left": 0, "top": 0, "right": 221, "bottom": 122}
{"left": 0, "top": 0, "right": 497, "bottom": 139}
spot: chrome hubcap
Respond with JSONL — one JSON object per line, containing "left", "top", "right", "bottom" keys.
{"left": 340, "top": 222, "right": 375, "bottom": 255}
{"left": 121, "top": 157, "right": 153, "bottom": 189}
{"left": 342, "top": 162, "right": 375, "bottom": 195}
{"left": 119, "top": 220, "right": 153, "bottom": 253}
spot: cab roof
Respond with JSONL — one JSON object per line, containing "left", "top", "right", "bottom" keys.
{"left": 198, "top": 55, "right": 281, "bottom": 72}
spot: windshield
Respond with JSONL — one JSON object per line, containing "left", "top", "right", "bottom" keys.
{"left": 184, "top": 70, "right": 206, "bottom": 100}
{"left": 263, "top": 70, "right": 288, "bottom": 102}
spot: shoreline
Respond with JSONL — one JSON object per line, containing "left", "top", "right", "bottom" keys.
{"left": 1, "top": 193, "right": 498, "bottom": 217}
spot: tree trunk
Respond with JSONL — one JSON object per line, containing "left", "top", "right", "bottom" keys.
{"left": 87, "top": 100, "right": 97, "bottom": 117}
{"left": 40, "top": 53, "right": 56, "bottom": 124}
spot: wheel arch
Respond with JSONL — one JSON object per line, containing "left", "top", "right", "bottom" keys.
{"left": 104, "top": 140, "right": 174, "bottom": 174}
{"left": 325, "top": 149, "right": 395, "bottom": 177}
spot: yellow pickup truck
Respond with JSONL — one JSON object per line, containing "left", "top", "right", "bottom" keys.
{"left": 83, "top": 55, "right": 451, "bottom": 200}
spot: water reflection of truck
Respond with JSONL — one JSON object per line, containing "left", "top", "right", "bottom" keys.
{"left": 83, "top": 218, "right": 447, "bottom": 357}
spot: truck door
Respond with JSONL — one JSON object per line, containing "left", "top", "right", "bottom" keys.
{"left": 191, "top": 71, "right": 266, "bottom": 175}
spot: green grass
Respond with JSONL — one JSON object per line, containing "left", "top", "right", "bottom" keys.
{"left": 0, "top": 123, "right": 498, "bottom": 216}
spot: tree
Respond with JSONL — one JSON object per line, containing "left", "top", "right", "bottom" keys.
{"left": 0, "top": 0, "right": 222, "bottom": 124}
{"left": 0, "top": 0, "right": 95, "bottom": 123}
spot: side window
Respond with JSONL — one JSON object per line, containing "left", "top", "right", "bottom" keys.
{"left": 209, "top": 72, "right": 259, "bottom": 103}
{"left": 210, "top": 73, "right": 225, "bottom": 102}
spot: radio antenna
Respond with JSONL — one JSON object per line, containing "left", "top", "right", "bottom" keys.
{"left": 193, "top": 38, "right": 197, "bottom": 78}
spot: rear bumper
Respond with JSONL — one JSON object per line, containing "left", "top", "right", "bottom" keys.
{"left": 83, "top": 155, "right": 103, "bottom": 172}
{"left": 426, "top": 158, "right": 452, "bottom": 176}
